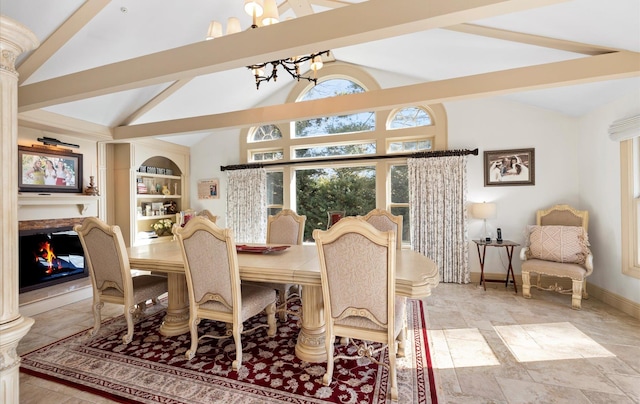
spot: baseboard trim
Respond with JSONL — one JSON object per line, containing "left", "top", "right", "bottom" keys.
{"left": 587, "top": 282, "right": 640, "bottom": 320}
{"left": 470, "top": 272, "right": 640, "bottom": 321}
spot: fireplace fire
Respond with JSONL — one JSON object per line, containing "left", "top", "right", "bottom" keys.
{"left": 19, "top": 225, "right": 88, "bottom": 293}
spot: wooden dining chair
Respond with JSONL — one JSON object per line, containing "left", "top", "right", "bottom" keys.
{"left": 174, "top": 217, "right": 277, "bottom": 369}
{"left": 313, "top": 217, "right": 404, "bottom": 401}
{"left": 74, "top": 217, "right": 168, "bottom": 345}
{"left": 354, "top": 209, "right": 406, "bottom": 354}
{"left": 246, "top": 209, "right": 306, "bottom": 322}
{"left": 359, "top": 208, "right": 403, "bottom": 250}
{"left": 196, "top": 209, "right": 218, "bottom": 223}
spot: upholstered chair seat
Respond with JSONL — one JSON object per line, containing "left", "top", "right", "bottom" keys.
{"left": 174, "top": 217, "right": 277, "bottom": 370}
{"left": 74, "top": 217, "right": 168, "bottom": 345}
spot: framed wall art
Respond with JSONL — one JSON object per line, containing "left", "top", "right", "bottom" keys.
{"left": 197, "top": 178, "right": 220, "bottom": 199}
{"left": 18, "top": 145, "right": 83, "bottom": 193}
{"left": 484, "top": 148, "right": 535, "bottom": 186}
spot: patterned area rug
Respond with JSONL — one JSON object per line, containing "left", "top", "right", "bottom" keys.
{"left": 21, "top": 299, "right": 437, "bottom": 403}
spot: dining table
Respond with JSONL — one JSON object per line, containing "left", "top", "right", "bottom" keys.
{"left": 127, "top": 241, "right": 440, "bottom": 363}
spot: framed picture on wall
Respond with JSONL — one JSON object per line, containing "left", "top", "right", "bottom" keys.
{"left": 18, "top": 145, "right": 83, "bottom": 193}
{"left": 197, "top": 178, "right": 220, "bottom": 199}
{"left": 484, "top": 148, "right": 535, "bottom": 186}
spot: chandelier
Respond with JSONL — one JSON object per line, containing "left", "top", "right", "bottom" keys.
{"left": 206, "top": 0, "right": 329, "bottom": 89}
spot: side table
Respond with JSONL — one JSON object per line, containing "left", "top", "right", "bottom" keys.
{"left": 473, "top": 239, "right": 519, "bottom": 293}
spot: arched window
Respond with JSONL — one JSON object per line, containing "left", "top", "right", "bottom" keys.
{"left": 295, "top": 78, "right": 375, "bottom": 138}
{"left": 250, "top": 124, "right": 282, "bottom": 142}
{"left": 240, "top": 63, "right": 448, "bottom": 242}
{"left": 388, "top": 107, "right": 432, "bottom": 129}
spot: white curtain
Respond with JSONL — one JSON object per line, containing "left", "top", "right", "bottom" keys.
{"left": 408, "top": 156, "right": 469, "bottom": 283}
{"left": 226, "top": 168, "right": 267, "bottom": 243}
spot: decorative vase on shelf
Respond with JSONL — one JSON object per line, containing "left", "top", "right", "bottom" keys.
{"left": 162, "top": 185, "right": 170, "bottom": 195}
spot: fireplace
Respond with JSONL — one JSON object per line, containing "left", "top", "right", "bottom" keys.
{"left": 19, "top": 218, "right": 89, "bottom": 293}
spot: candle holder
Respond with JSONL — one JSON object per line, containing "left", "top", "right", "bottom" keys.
{"left": 84, "top": 176, "right": 100, "bottom": 196}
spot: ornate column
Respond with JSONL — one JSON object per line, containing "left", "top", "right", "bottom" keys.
{"left": 0, "top": 15, "right": 39, "bottom": 403}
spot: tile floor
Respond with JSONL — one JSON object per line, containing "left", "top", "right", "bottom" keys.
{"left": 17, "top": 282, "right": 640, "bottom": 403}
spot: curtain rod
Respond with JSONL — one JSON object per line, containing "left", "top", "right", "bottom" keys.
{"left": 220, "top": 148, "right": 478, "bottom": 171}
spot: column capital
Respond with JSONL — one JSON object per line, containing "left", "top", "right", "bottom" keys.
{"left": 0, "top": 15, "right": 39, "bottom": 74}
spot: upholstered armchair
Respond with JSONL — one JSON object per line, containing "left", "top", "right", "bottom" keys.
{"left": 313, "top": 217, "right": 404, "bottom": 401}
{"left": 246, "top": 209, "right": 306, "bottom": 322}
{"left": 174, "top": 217, "right": 277, "bottom": 369}
{"left": 520, "top": 204, "right": 593, "bottom": 310}
{"left": 74, "top": 217, "right": 168, "bottom": 344}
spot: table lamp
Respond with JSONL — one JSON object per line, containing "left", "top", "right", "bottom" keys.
{"left": 472, "top": 202, "right": 497, "bottom": 242}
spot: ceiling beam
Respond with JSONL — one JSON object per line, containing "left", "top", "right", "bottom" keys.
{"left": 445, "top": 23, "right": 618, "bottom": 56}
{"left": 18, "top": 0, "right": 570, "bottom": 112}
{"left": 112, "top": 51, "right": 640, "bottom": 140}
{"left": 17, "top": 0, "right": 110, "bottom": 85}
{"left": 287, "top": 0, "right": 315, "bottom": 16}
{"left": 119, "top": 79, "right": 192, "bottom": 126}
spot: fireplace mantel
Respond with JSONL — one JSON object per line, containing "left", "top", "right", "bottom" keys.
{"left": 18, "top": 194, "right": 100, "bottom": 214}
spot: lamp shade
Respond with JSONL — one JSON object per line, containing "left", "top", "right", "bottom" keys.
{"left": 244, "top": 0, "right": 264, "bottom": 17}
{"left": 472, "top": 202, "right": 497, "bottom": 219}
{"left": 226, "top": 17, "right": 241, "bottom": 35}
{"left": 261, "top": 0, "right": 280, "bottom": 26}
{"left": 206, "top": 21, "right": 223, "bottom": 40}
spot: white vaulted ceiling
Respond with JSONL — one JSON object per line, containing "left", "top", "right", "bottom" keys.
{"left": 2, "top": 0, "right": 639, "bottom": 146}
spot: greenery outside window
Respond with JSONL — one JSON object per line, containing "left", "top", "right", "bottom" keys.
{"left": 390, "top": 164, "right": 410, "bottom": 243}
{"left": 295, "top": 79, "right": 375, "bottom": 138}
{"left": 293, "top": 141, "right": 376, "bottom": 159}
{"left": 296, "top": 165, "right": 376, "bottom": 241}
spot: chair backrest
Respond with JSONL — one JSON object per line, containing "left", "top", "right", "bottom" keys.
{"left": 74, "top": 217, "right": 132, "bottom": 298}
{"left": 359, "top": 208, "right": 403, "bottom": 250}
{"left": 266, "top": 209, "right": 306, "bottom": 245}
{"left": 536, "top": 204, "right": 589, "bottom": 231}
{"left": 313, "top": 217, "right": 396, "bottom": 331}
{"left": 174, "top": 217, "right": 240, "bottom": 318}
{"left": 197, "top": 209, "right": 218, "bottom": 223}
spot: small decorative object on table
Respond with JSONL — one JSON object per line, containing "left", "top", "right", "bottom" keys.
{"left": 152, "top": 218, "right": 174, "bottom": 237}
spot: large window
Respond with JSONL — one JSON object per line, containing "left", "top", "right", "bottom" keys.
{"left": 297, "top": 165, "right": 376, "bottom": 240}
{"left": 621, "top": 137, "right": 640, "bottom": 278}
{"left": 240, "top": 65, "right": 447, "bottom": 244}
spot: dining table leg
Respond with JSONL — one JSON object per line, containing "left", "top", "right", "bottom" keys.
{"left": 158, "top": 272, "right": 190, "bottom": 337}
{"left": 295, "top": 285, "right": 327, "bottom": 363}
